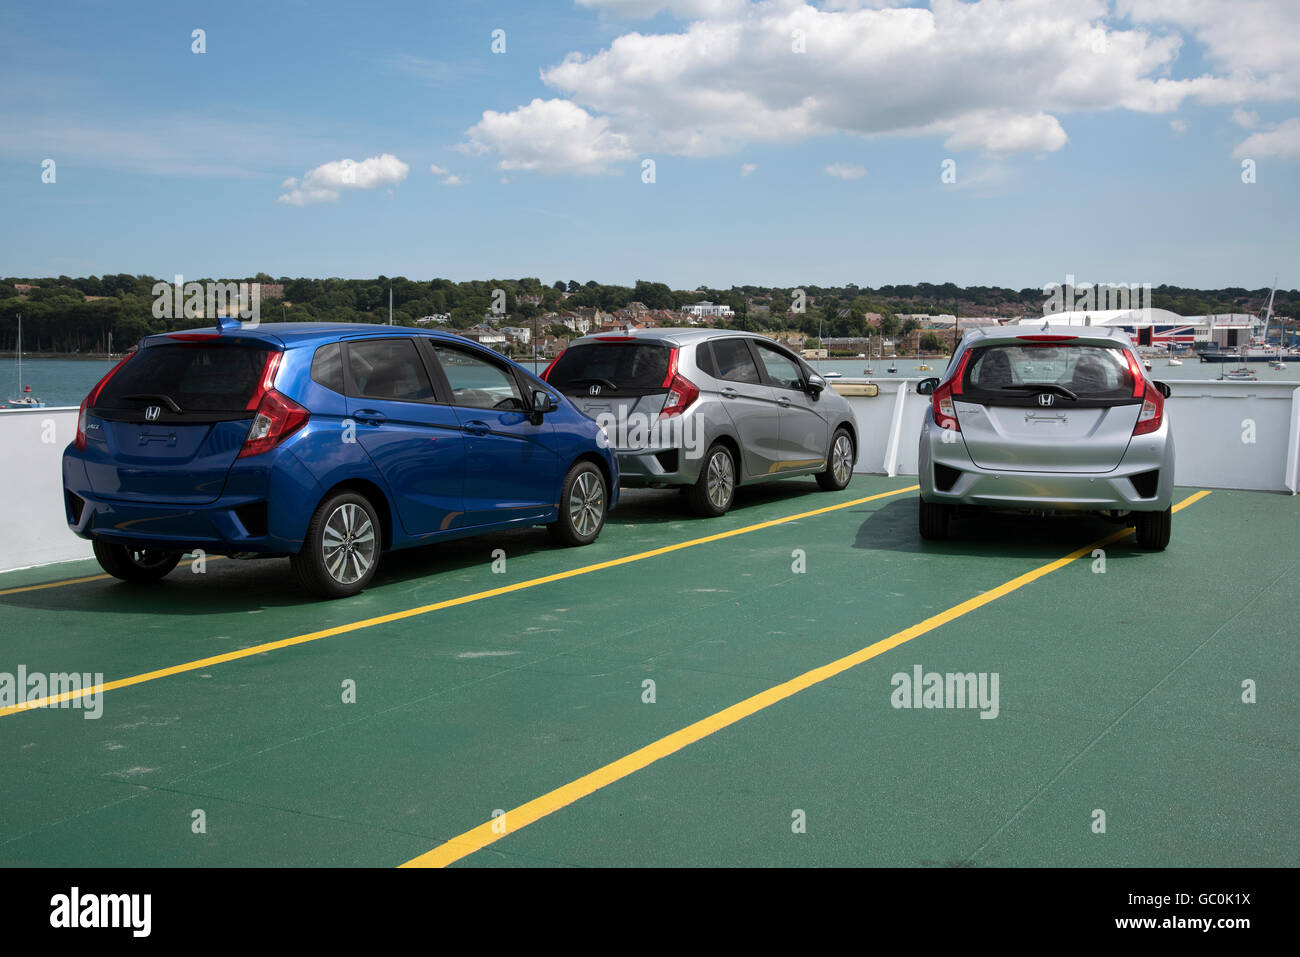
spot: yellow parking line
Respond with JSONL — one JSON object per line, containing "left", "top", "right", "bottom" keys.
{"left": 0, "top": 485, "right": 918, "bottom": 717}
{"left": 400, "top": 490, "right": 1212, "bottom": 868}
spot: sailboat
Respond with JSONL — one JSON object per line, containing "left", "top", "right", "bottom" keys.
{"left": 7, "top": 314, "right": 45, "bottom": 408}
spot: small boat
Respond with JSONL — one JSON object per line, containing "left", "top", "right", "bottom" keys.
{"left": 1269, "top": 359, "right": 1286, "bottom": 371}
{"left": 1220, "top": 367, "right": 1258, "bottom": 381}
{"left": 916, "top": 363, "right": 932, "bottom": 371}
{"left": 1143, "top": 358, "right": 1153, "bottom": 371}
{"left": 887, "top": 364, "right": 898, "bottom": 374}
{"left": 822, "top": 371, "right": 843, "bottom": 379}
{"left": 863, "top": 367, "right": 874, "bottom": 375}
{"left": 1167, "top": 357, "right": 1183, "bottom": 367}
{"left": 7, "top": 314, "right": 45, "bottom": 408}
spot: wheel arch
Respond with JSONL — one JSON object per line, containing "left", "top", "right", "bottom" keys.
{"left": 318, "top": 478, "right": 395, "bottom": 550}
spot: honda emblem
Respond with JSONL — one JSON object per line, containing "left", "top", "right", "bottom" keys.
{"left": 1037, "top": 393, "right": 1055, "bottom": 407}
{"left": 145, "top": 405, "right": 162, "bottom": 421}
{"left": 588, "top": 385, "right": 602, "bottom": 396}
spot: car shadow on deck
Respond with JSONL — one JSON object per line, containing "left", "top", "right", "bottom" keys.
{"left": 853, "top": 496, "right": 1149, "bottom": 562}
{"left": 0, "top": 480, "right": 837, "bottom": 616}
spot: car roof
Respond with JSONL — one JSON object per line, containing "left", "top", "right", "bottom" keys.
{"left": 142, "top": 322, "right": 483, "bottom": 349}
{"left": 961, "top": 324, "right": 1135, "bottom": 348}
{"left": 568, "top": 327, "right": 781, "bottom": 348}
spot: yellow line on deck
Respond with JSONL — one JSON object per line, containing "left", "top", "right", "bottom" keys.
{"left": 0, "top": 485, "right": 918, "bottom": 717}
{"left": 400, "top": 490, "right": 1212, "bottom": 868}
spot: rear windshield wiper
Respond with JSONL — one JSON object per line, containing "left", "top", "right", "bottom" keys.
{"left": 563, "top": 377, "right": 619, "bottom": 391}
{"left": 121, "top": 393, "right": 184, "bottom": 413}
{"left": 1000, "top": 384, "right": 1078, "bottom": 401}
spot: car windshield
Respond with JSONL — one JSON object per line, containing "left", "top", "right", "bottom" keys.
{"left": 95, "top": 342, "right": 272, "bottom": 412}
{"left": 546, "top": 342, "right": 670, "bottom": 395}
{"left": 963, "top": 343, "right": 1136, "bottom": 400}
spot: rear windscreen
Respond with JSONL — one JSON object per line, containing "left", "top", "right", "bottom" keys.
{"left": 962, "top": 343, "right": 1137, "bottom": 403}
{"left": 546, "top": 343, "right": 670, "bottom": 395}
{"left": 96, "top": 342, "right": 272, "bottom": 413}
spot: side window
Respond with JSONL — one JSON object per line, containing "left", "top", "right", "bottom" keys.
{"left": 346, "top": 338, "right": 434, "bottom": 402}
{"left": 710, "top": 338, "right": 761, "bottom": 385}
{"left": 753, "top": 342, "right": 804, "bottom": 390}
{"left": 695, "top": 342, "right": 718, "bottom": 378}
{"left": 310, "top": 342, "right": 344, "bottom": 394}
{"left": 430, "top": 344, "right": 525, "bottom": 411}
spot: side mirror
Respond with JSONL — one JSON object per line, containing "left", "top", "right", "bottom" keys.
{"left": 532, "top": 390, "right": 558, "bottom": 413}
{"left": 917, "top": 377, "right": 940, "bottom": 396}
{"left": 1154, "top": 381, "right": 1172, "bottom": 399}
{"left": 806, "top": 373, "right": 827, "bottom": 395}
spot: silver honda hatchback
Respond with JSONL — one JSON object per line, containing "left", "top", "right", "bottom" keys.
{"left": 542, "top": 329, "right": 859, "bottom": 515}
{"left": 917, "top": 326, "right": 1175, "bottom": 548}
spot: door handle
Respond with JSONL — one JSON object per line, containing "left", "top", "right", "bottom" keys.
{"left": 720, "top": 388, "right": 739, "bottom": 398}
{"left": 463, "top": 420, "right": 490, "bottom": 436}
{"left": 352, "top": 409, "right": 386, "bottom": 425}
{"left": 777, "top": 397, "right": 791, "bottom": 408}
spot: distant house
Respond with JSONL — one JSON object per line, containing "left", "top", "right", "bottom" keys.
{"left": 681, "top": 301, "right": 734, "bottom": 320}
{"left": 414, "top": 314, "right": 452, "bottom": 324}
{"left": 13, "top": 284, "right": 39, "bottom": 293}
{"left": 501, "top": 325, "right": 532, "bottom": 344}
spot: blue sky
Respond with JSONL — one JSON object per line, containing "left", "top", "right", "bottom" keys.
{"left": 1, "top": 0, "right": 1296, "bottom": 290}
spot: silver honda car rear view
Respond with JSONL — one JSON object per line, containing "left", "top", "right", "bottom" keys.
{"left": 917, "top": 326, "right": 1175, "bottom": 549}
{"left": 542, "top": 329, "right": 859, "bottom": 516}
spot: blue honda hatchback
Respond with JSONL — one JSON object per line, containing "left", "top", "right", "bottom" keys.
{"left": 62, "top": 322, "right": 618, "bottom": 597}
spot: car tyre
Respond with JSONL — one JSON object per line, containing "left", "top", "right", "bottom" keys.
{"left": 92, "top": 541, "right": 182, "bottom": 583}
{"left": 687, "top": 442, "right": 737, "bottom": 517}
{"left": 816, "top": 427, "right": 855, "bottom": 491}
{"left": 1134, "top": 507, "right": 1171, "bottom": 550}
{"left": 918, "top": 497, "right": 952, "bottom": 541}
{"left": 291, "top": 491, "right": 381, "bottom": 599}
{"left": 548, "top": 460, "right": 607, "bottom": 546}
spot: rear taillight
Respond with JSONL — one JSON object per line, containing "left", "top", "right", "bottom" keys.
{"left": 540, "top": 352, "right": 561, "bottom": 381}
{"left": 239, "top": 390, "right": 310, "bottom": 458}
{"left": 238, "top": 349, "right": 308, "bottom": 457}
{"left": 932, "top": 381, "right": 960, "bottom": 432}
{"left": 74, "top": 351, "right": 134, "bottom": 451}
{"left": 931, "top": 351, "right": 970, "bottom": 432}
{"left": 659, "top": 347, "right": 699, "bottom": 418}
{"left": 1133, "top": 381, "right": 1164, "bottom": 436}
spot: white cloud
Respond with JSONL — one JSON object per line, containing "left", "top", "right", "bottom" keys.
{"left": 429, "top": 163, "right": 450, "bottom": 175}
{"left": 462, "top": 98, "right": 635, "bottom": 174}
{"left": 1234, "top": 117, "right": 1300, "bottom": 159}
{"left": 1231, "top": 108, "right": 1259, "bottom": 129}
{"left": 278, "top": 154, "right": 410, "bottom": 205}
{"left": 441, "top": 174, "right": 464, "bottom": 186}
{"left": 740, "top": 162, "right": 757, "bottom": 176}
{"left": 1169, "top": 118, "right": 1189, "bottom": 133}
{"left": 825, "top": 163, "right": 866, "bottom": 180}
{"left": 429, "top": 163, "right": 465, "bottom": 185}
{"left": 462, "top": 0, "right": 1300, "bottom": 175}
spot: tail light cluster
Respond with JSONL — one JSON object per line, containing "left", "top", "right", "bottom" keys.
{"left": 931, "top": 351, "right": 971, "bottom": 432}
{"left": 659, "top": 347, "right": 699, "bottom": 418}
{"left": 239, "top": 350, "right": 310, "bottom": 458}
{"left": 1125, "top": 350, "right": 1164, "bottom": 436}
{"left": 74, "top": 350, "right": 135, "bottom": 451}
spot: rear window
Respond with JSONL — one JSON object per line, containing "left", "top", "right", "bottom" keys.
{"left": 546, "top": 342, "right": 670, "bottom": 395}
{"left": 962, "top": 343, "right": 1138, "bottom": 404}
{"left": 95, "top": 342, "right": 272, "bottom": 413}
{"left": 346, "top": 338, "right": 434, "bottom": 402}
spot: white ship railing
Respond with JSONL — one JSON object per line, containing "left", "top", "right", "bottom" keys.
{"left": 0, "top": 380, "right": 1296, "bottom": 574}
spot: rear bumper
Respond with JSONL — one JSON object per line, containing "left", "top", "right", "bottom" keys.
{"left": 614, "top": 445, "right": 705, "bottom": 487}
{"left": 918, "top": 414, "right": 1176, "bottom": 512}
{"left": 62, "top": 447, "right": 316, "bottom": 555}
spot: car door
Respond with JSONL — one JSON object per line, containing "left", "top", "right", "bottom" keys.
{"left": 750, "top": 339, "right": 829, "bottom": 471}
{"left": 423, "top": 340, "right": 560, "bottom": 528}
{"left": 342, "top": 336, "right": 468, "bottom": 536}
{"left": 702, "top": 336, "right": 782, "bottom": 478}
